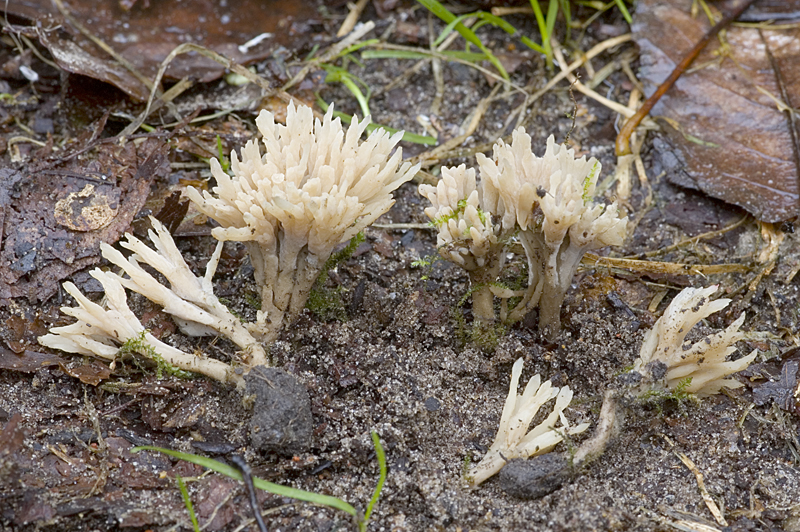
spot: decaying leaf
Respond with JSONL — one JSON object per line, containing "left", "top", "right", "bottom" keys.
{"left": 0, "top": 345, "right": 112, "bottom": 385}
{"left": 53, "top": 183, "right": 119, "bottom": 232}
{"left": 5, "top": 0, "right": 318, "bottom": 101}
{"left": 636, "top": 0, "right": 800, "bottom": 221}
{"left": 0, "top": 137, "right": 168, "bottom": 303}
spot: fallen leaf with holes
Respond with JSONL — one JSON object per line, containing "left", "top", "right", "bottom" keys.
{"left": 0, "top": 137, "right": 168, "bottom": 303}
{"left": 636, "top": 0, "right": 800, "bottom": 222}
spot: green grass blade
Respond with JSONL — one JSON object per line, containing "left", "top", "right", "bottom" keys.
{"left": 519, "top": 35, "right": 546, "bottom": 54}
{"left": 614, "top": 0, "right": 633, "bottom": 24}
{"left": 177, "top": 475, "right": 201, "bottom": 532}
{"left": 472, "top": 11, "right": 519, "bottom": 35}
{"left": 363, "top": 431, "right": 387, "bottom": 524}
{"left": 417, "top": 0, "right": 480, "bottom": 47}
{"left": 545, "top": 0, "right": 559, "bottom": 50}
{"left": 322, "top": 65, "right": 371, "bottom": 118}
{"left": 416, "top": 0, "right": 509, "bottom": 79}
{"left": 131, "top": 446, "right": 360, "bottom": 520}
{"left": 362, "top": 50, "right": 429, "bottom": 60}
{"left": 433, "top": 13, "right": 478, "bottom": 47}
{"left": 432, "top": 11, "right": 518, "bottom": 47}
{"left": 316, "top": 97, "right": 437, "bottom": 145}
{"left": 362, "top": 49, "right": 488, "bottom": 63}
{"left": 528, "top": 0, "right": 552, "bottom": 61}
{"left": 334, "top": 39, "right": 382, "bottom": 59}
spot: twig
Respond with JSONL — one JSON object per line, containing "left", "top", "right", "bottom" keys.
{"left": 615, "top": 0, "right": 760, "bottom": 155}
{"left": 337, "top": 0, "right": 370, "bottom": 37}
{"left": 552, "top": 43, "right": 656, "bottom": 123}
{"left": 513, "top": 33, "right": 632, "bottom": 130}
{"left": 230, "top": 455, "right": 268, "bottom": 532}
{"left": 626, "top": 216, "right": 750, "bottom": 259}
{"left": 581, "top": 254, "right": 750, "bottom": 276}
{"left": 675, "top": 450, "right": 728, "bottom": 526}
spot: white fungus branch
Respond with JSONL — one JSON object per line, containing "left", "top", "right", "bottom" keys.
{"left": 187, "top": 102, "right": 419, "bottom": 343}
{"left": 418, "top": 165, "right": 504, "bottom": 324}
{"left": 633, "top": 285, "right": 758, "bottom": 396}
{"left": 100, "top": 216, "right": 267, "bottom": 366}
{"left": 38, "top": 269, "right": 240, "bottom": 385}
{"left": 479, "top": 131, "right": 627, "bottom": 338}
{"left": 468, "top": 358, "right": 589, "bottom": 486}
{"left": 420, "top": 129, "right": 627, "bottom": 338}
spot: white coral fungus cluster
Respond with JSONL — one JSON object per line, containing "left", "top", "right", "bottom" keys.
{"left": 420, "top": 129, "right": 628, "bottom": 338}
{"left": 468, "top": 358, "right": 589, "bottom": 486}
{"left": 187, "top": 102, "right": 419, "bottom": 341}
{"left": 633, "top": 285, "right": 758, "bottom": 396}
{"left": 38, "top": 219, "right": 243, "bottom": 384}
{"left": 419, "top": 164, "right": 500, "bottom": 270}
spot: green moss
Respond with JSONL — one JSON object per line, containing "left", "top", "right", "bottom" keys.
{"left": 117, "top": 330, "right": 196, "bottom": 380}
{"left": 452, "top": 285, "right": 506, "bottom": 352}
{"left": 306, "top": 232, "right": 365, "bottom": 321}
{"left": 582, "top": 161, "right": 601, "bottom": 202}
{"left": 412, "top": 253, "right": 443, "bottom": 281}
{"left": 637, "top": 377, "right": 698, "bottom": 414}
{"left": 429, "top": 198, "right": 491, "bottom": 236}
{"left": 461, "top": 454, "right": 473, "bottom": 480}
{"left": 243, "top": 292, "right": 262, "bottom": 311}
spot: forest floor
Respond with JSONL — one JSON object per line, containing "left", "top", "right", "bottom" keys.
{"left": 1, "top": 1, "right": 800, "bottom": 531}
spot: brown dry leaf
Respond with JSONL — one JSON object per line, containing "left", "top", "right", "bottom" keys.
{"left": 0, "top": 137, "right": 169, "bottom": 303}
{"left": 58, "top": 361, "right": 112, "bottom": 386}
{"left": 0, "top": 345, "right": 111, "bottom": 385}
{"left": 0, "top": 346, "right": 62, "bottom": 372}
{"left": 636, "top": 0, "right": 800, "bottom": 222}
{"left": 7, "top": 0, "right": 317, "bottom": 101}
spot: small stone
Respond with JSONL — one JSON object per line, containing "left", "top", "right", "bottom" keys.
{"left": 498, "top": 454, "right": 572, "bottom": 499}
{"left": 245, "top": 367, "right": 313, "bottom": 455}
{"left": 424, "top": 397, "right": 441, "bottom": 411}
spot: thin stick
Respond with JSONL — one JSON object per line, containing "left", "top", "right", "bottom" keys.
{"left": 52, "top": 0, "right": 154, "bottom": 93}
{"left": 513, "top": 33, "right": 632, "bottom": 129}
{"left": 615, "top": 0, "right": 760, "bottom": 155}
{"left": 337, "top": 0, "right": 371, "bottom": 37}
{"left": 552, "top": 44, "right": 652, "bottom": 121}
{"left": 626, "top": 216, "right": 749, "bottom": 259}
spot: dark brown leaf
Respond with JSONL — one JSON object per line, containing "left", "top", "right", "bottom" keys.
{"left": 58, "top": 361, "right": 112, "bottom": 386}
{"left": 7, "top": 0, "right": 318, "bottom": 101}
{"left": 0, "top": 137, "right": 168, "bottom": 303}
{"left": 154, "top": 191, "right": 189, "bottom": 235}
{"left": 0, "top": 346, "right": 62, "bottom": 372}
{"left": 636, "top": 0, "right": 800, "bottom": 221}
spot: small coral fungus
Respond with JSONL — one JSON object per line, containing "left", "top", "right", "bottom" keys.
{"left": 633, "top": 285, "right": 758, "bottom": 396}
{"left": 421, "top": 130, "right": 627, "bottom": 340}
{"left": 467, "top": 358, "right": 589, "bottom": 486}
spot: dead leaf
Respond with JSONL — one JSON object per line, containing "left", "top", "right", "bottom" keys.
{"left": 636, "top": 0, "right": 800, "bottom": 221}
{"left": 53, "top": 183, "right": 119, "bottom": 232}
{"left": 0, "top": 136, "right": 168, "bottom": 303}
{"left": 58, "top": 361, "right": 112, "bottom": 386}
{"left": 0, "top": 346, "right": 62, "bottom": 372}
{"left": 6, "top": 0, "right": 318, "bottom": 101}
